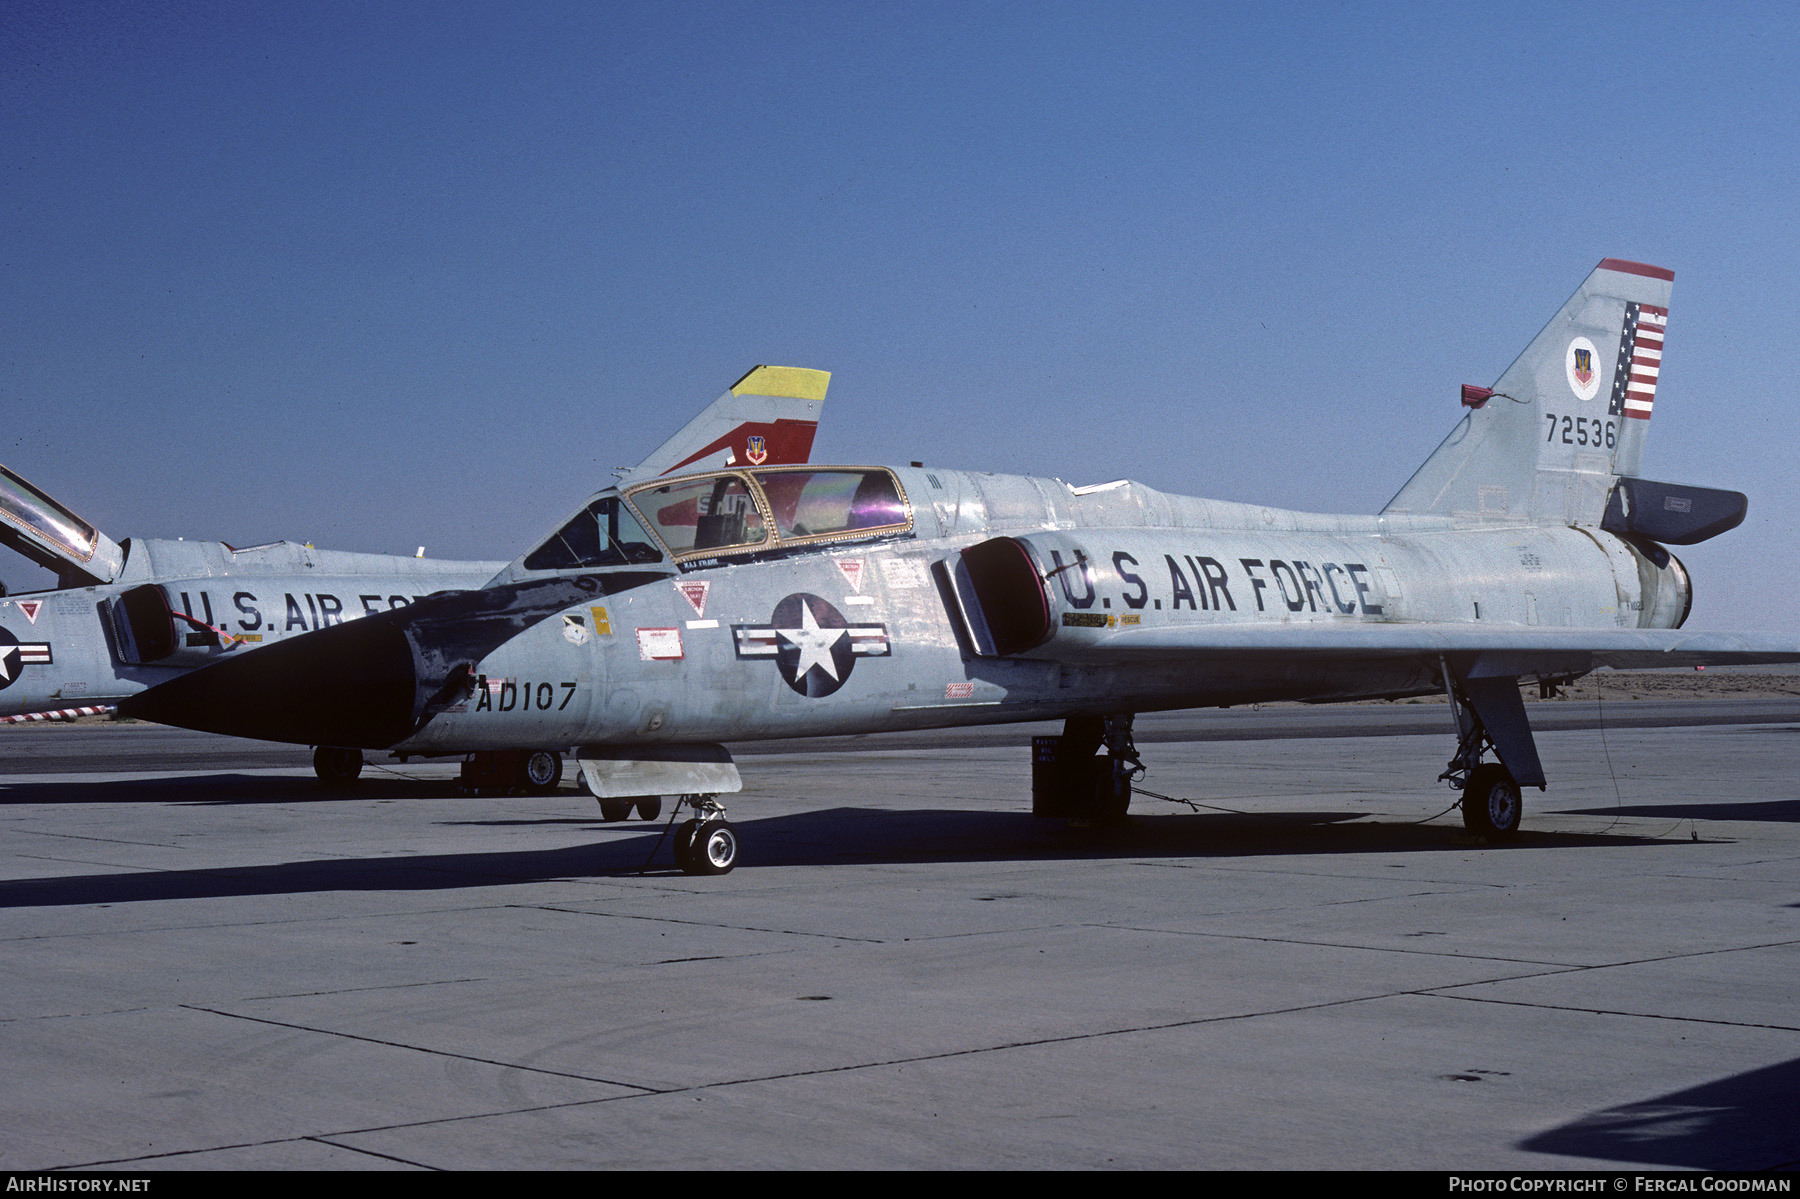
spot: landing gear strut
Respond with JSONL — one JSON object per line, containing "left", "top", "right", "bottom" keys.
{"left": 1439, "top": 660, "right": 1542, "bottom": 840}
{"left": 1031, "top": 713, "right": 1140, "bottom": 825}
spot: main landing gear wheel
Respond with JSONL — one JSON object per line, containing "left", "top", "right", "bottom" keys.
{"left": 1462, "top": 763, "right": 1522, "bottom": 840}
{"left": 313, "top": 746, "right": 364, "bottom": 786}
{"left": 521, "top": 749, "right": 563, "bottom": 793}
{"left": 597, "top": 796, "right": 662, "bottom": 821}
{"left": 676, "top": 819, "right": 738, "bottom": 876}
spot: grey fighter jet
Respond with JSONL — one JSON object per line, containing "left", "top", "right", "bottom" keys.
{"left": 2, "top": 364, "right": 830, "bottom": 789}
{"left": 122, "top": 261, "right": 1800, "bottom": 873}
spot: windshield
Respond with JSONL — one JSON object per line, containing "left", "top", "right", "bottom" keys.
{"left": 631, "top": 474, "right": 769, "bottom": 555}
{"left": 521, "top": 495, "right": 662, "bottom": 571}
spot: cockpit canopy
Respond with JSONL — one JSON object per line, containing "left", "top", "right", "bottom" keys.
{"left": 0, "top": 464, "right": 124, "bottom": 586}
{"left": 517, "top": 466, "right": 912, "bottom": 573}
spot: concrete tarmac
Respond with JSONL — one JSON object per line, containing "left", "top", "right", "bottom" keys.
{"left": 2, "top": 707, "right": 1798, "bottom": 1170}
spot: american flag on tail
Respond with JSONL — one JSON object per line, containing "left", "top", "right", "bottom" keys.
{"left": 1609, "top": 302, "right": 1666, "bottom": 421}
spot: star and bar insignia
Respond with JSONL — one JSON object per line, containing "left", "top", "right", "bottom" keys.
{"left": 0, "top": 628, "right": 52, "bottom": 691}
{"left": 732, "top": 593, "right": 889, "bottom": 697}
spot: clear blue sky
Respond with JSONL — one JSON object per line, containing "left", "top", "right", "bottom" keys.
{"left": 5, "top": 1, "right": 1797, "bottom": 629}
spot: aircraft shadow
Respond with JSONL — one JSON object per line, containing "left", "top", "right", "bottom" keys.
{"left": 1553, "top": 798, "right": 1800, "bottom": 824}
{"left": 1520, "top": 1055, "right": 1800, "bottom": 1169}
{"left": 0, "top": 773, "right": 469, "bottom": 806}
{"left": 0, "top": 807, "right": 1672, "bottom": 910}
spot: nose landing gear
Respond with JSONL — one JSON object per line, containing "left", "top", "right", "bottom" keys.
{"left": 670, "top": 794, "right": 737, "bottom": 875}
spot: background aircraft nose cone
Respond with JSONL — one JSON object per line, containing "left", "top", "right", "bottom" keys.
{"left": 118, "top": 614, "right": 419, "bottom": 749}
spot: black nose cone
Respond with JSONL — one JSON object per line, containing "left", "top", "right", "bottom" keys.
{"left": 119, "top": 613, "right": 419, "bottom": 749}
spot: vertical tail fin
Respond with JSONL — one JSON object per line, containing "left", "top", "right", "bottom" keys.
{"left": 1383, "top": 259, "right": 1674, "bottom": 524}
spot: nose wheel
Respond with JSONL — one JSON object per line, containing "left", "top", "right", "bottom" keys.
{"left": 669, "top": 795, "right": 738, "bottom": 875}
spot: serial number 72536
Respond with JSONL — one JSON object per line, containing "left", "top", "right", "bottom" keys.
{"left": 1545, "top": 413, "right": 1615, "bottom": 448}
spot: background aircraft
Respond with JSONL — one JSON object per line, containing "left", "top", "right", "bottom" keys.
{"left": 121, "top": 262, "right": 1800, "bottom": 873}
{"left": 1, "top": 365, "right": 829, "bottom": 788}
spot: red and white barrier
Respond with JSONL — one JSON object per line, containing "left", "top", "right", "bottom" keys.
{"left": 0, "top": 705, "right": 116, "bottom": 724}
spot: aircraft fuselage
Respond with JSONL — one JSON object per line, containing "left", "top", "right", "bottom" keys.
{"left": 391, "top": 465, "right": 1690, "bottom": 754}
{"left": 0, "top": 539, "right": 502, "bottom": 717}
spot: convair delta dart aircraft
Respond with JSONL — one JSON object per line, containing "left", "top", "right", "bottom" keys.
{"left": 121, "top": 261, "right": 1800, "bottom": 874}
{"left": 0, "top": 365, "right": 830, "bottom": 795}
